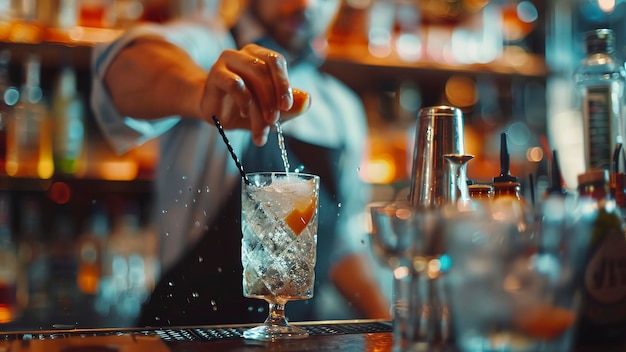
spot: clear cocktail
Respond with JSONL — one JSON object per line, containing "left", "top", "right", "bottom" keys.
{"left": 241, "top": 172, "right": 319, "bottom": 341}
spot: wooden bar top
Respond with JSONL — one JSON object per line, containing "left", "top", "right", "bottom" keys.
{"left": 0, "top": 320, "right": 396, "bottom": 352}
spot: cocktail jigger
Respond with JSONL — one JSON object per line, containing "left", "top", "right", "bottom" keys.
{"left": 408, "top": 106, "right": 466, "bottom": 208}
{"left": 443, "top": 154, "right": 474, "bottom": 205}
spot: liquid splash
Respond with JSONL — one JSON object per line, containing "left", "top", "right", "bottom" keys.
{"left": 275, "top": 122, "right": 290, "bottom": 173}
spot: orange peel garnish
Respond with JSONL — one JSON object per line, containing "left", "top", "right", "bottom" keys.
{"left": 285, "top": 199, "right": 317, "bottom": 236}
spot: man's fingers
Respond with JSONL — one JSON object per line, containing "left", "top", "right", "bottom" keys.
{"left": 223, "top": 51, "right": 279, "bottom": 123}
{"left": 214, "top": 73, "right": 252, "bottom": 119}
{"left": 239, "top": 45, "right": 293, "bottom": 121}
{"left": 249, "top": 103, "right": 270, "bottom": 146}
{"left": 280, "top": 88, "right": 311, "bottom": 121}
{"left": 256, "top": 50, "right": 293, "bottom": 112}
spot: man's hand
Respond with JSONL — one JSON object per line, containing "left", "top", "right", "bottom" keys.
{"left": 200, "top": 43, "right": 311, "bottom": 146}
{"left": 104, "top": 40, "right": 310, "bottom": 147}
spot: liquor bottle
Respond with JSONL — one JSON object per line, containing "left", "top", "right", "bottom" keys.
{"left": 467, "top": 184, "right": 493, "bottom": 202}
{"left": 0, "top": 192, "right": 20, "bottom": 323}
{"left": 76, "top": 205, "right": 109, "bottom": 296}
{"left": 6, "top": 54, "right": 53, "bottom": 179}
{"left": 7, "top": 0, "right": 45, "bottom": 43}
{"left": 103, "top": 201, "right": 147, "bottom": 319}
{"left": 490, "top": 132, "right": 534, "bottom": 238}
{"left": 48, "top": 209, "right": 79, "bottom": 320}
{"left": 16, "top": 196, "right": 50, "bottom": 321}
{"left": 575, "top": 29, "right": 626, "bottom": 172}
{"left": 575, "top": 169, "right": 626, "bottom": 347}
{"left": 51, "top": 66, "right": 85, "bottom": 175}
{"left": 0, "top": 50, "right": 19, "bottom": 174}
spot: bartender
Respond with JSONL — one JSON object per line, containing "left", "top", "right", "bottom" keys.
{"left": 90, "top": 0, "right": 390, "bottom": 326}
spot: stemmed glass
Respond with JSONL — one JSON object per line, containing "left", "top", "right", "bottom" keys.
{"left": 369, "top": 202, "right": 445, "bottom": 351}
{"left": 240, "top": 172, "right": 320, "bottom": 341}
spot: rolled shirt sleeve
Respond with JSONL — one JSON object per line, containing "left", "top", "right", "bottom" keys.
{"left": 90, "top": 20, "right": 236, "bottom": 155}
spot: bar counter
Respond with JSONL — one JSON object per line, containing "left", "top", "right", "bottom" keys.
{"left": 0, "top": 320, "right": 395, "bottom": 352}
{"left": 1, "top": 320, "right": 622, "bottom": 351}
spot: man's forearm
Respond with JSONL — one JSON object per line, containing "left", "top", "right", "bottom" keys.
{"left": 104, "top": 37, "right": 206, "bottom": 121}
{"left": 330, "top": 253, "right": 392, "bottom": 320}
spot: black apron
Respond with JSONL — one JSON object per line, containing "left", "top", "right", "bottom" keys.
{"left": 136, "top": 132, "right": 342, "bottom": 327}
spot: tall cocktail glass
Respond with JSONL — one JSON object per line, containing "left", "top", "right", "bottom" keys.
{"left": 241, "top": 172, "right": 319, "bottom": 341}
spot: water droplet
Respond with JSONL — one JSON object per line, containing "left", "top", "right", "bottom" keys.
{"left": 206, "top": 186, "right": 210, "bottom": 193}
{"left": 217, "top": 267, "right": 222, "bottom": 273}
{"left": 203, "top": 211, "right": 207, "bottom": 217}
{"left": 161, "top": 209, "right": 168, "bottom": 214}
{"left": 179, "top": 190, "right": 183, "bottom": 195}
{"left": 184, "top": 204, "right": 188, "bottom": 208}
{"left": 155, "top": 316, "right": 161, "bottom": 321}
{"left": 182, "top": 176, "right": 188, "bottom": 180}
{"left": 247, "top": 306, "right": 254, "bottom": 312}
{"left": 192, "top": 292, "right": 200, "bottom": 298}
{"left": 165, "top": 232, "right": 170, "bottom": 237}
{"left": 168, "top": 282, "right": 174, "bottom": 287}
{"left": 194, "top": 221, "right": 201, "bottom": 227}
{"left": 257, "top": 306, "right": 265, "bottom": 313}
{"left": 197, "top": 189, "right": 202, "bottom": 194}
{"left": 337, "top": 202, "right": 342, "bottom": 208}
{"left": 210, "top": 300, "right": 218, "bottom": 311}
{"left": 198, "top": 256, "right": 204, "bottom": 263}
{"left": 192, "top": 199, "right": 197, "bottom": 203}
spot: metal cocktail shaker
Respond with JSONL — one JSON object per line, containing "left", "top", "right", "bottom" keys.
{"left": 408, "top": 106, "right": 466, "bottom": 208}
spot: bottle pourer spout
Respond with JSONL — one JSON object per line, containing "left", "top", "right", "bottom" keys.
{"left": 546, "top": 150, "right": 567, "bottom": 195}
{"left": 493, "top": 132, "right": 518, "bottom": 183}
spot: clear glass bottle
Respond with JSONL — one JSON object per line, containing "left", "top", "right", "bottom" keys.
{"left": 52, "top": 66, "right": 85, "bottom": 175}
{"left": 575, "top": 169, "right": 626, "bottom": 347}
{"left": 6, "top": 54, "right": 53, "bottom": 179}
{"left": 575, "top": 28, "right": 626, "bottom": 172}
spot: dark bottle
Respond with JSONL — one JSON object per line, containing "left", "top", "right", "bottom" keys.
{"left": 468, "top": 184, "right": 493, "bottom": 202}
{"left": 575, "top": 29, "right": 625, "bottom": 172}
{"left": 575, "top": 169, "right": 626, "bottom": 347}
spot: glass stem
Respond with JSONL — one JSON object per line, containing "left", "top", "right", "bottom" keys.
{"left": 265, "top": 302, "right": 289, "bottom": 326}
